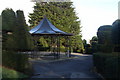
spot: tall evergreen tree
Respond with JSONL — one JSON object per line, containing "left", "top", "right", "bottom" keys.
{"left": 29, "top": 2, "right": 83, "bottom": 52}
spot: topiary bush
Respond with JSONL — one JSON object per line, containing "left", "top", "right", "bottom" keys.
{"left": 97, "top": 44, "right": 113, "bottom": 53}
{"left": 93, "top": 53, "right": 107, "bottom": 73}
{"left": 2, "top": 51, "right": 17, "bottom": 69}
{"left": 16, "top": 52, "right": 29, "bottom": 72}
{"left": 104, "top": 57, "right": 120, "bottom": 79}
{"left": 93, "top": 53, "right": 120, "bottom": 80}
{"left": 84, "top": 44, "right": 93, "bottom": 54}
{"left": 2, "top": 50, "right": 32, "bottom": 76}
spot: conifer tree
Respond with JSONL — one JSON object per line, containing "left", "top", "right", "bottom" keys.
{"left": 29, "top": 2, "right": 84, "bottom": 52}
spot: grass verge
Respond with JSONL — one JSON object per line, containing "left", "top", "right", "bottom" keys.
{"left": 1, "top": 66, "right": 28, "bottom": 79}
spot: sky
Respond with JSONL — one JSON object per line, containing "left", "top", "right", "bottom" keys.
{"left": 71, "top": 0, "right": 119, "bottom": 42}
{"left": 0, "top": 0, "right": 119, "bottom": 43}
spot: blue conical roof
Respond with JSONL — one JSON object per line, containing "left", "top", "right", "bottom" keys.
{"left": 29, "top": 17, "right": 73, "bottom": 36}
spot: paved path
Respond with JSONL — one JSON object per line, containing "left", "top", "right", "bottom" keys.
{"left": 29, "top": 53, "right": 103, "bottom": 80}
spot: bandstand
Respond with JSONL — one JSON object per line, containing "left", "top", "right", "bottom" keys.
{"left": 29, "top": 17, "right": 73, "bottom": 59}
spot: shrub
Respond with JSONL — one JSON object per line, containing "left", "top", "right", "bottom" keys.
{"left": 97, "top": 44, "right": 113, "bottom": 53}
{"left": 2, "top": 51, "right": 32, "bottom": 75}
{"left": 2, "top": 51, "right": 17, "bottom": 69}
{"left": 93, "top": 53, "right": 120, "bottom": 80}
{"left": 60, "top": 46, "right": 66, "bottom": 52}
{"left": 1, "top": 66, "right": 28, "bottom": 79}
{"left": 16, "top": 52, "right": 29, "bottom": 72}
{"left": 104, "top": 57, "right": 120, "bottom": 79}
{"left": 84, "top": 44, "right": 93, "bottom": 54}
{"left": 85, "top": 47, "right": 93, "bottom": 54}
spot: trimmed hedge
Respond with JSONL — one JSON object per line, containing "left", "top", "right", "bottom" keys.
{"left": 93, "top": 53, "right": 120, "bottom": 80}
{"left": 2, "top": 51, "right": 33, "bottom": 76}
{"left": 97, "top": 44, "right": 113, "bottom": 53}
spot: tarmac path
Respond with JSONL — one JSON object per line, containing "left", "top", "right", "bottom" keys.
{"left": 29, "top": 53, "right": 103, "bottom": 80}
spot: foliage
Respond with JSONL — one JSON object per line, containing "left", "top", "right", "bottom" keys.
{"left": 2, "top": 51, "right": 17, "bottom": 69}
{"left": 83, "top": 37, "right": 98, "bottom": 54}
{"left": 93, "top": 53, "right": 120, "bottom": 80}
{"left": 84, "top": 44, "right": 93, "bottom": 54}
{"left": 97, "top": 25, "right": 112, "bottom": 44}
{"left": 112, "top": 19, "right": 120, "bottom": 44}
{"left": 93, "top": 20, "right": 120, "bottom": 80}
{"left": 1, "top": 66, "right": 28, "bottom": 79}
{"left": 97, "top": 20, "right": 120, "bottom": 53}
{"left": 60, "top": 45, "right": 66, "bottom": 52}
{"left": 2, "top": 9, "right": 17, "bottom": 51}
{"left": 83, "top": 39, "right": 87, "bottom": 46}
{"left": 2, "top": 8, "right": 33, "bottom": 75}
{"left": 15, "top": 10, "right": 28, "bottom": 51}
{"left": 90, "top": 36, "right": 98, "bottom": 53}
{"left": 91, "top": 36, "right": 98, "bottom": 41}
{"left": 2, "top": 9, "right": 34, "bottom": 51}
{"left": 2, "top": 8, "right": 16, "bottom": 32}
{"left": 15, "top": 10, "right": 34, "bottom": 51}
{"left": 2, "top": 51, "right": 31, "bottom": 74}
{"left": 104, "top": 57, "right": 119, "bottom": 79}
{"left": 3, "top": 34, "right": 17, "bottom": 51}
{"left": 28, "top": 2, "right": 83, "bottom": 52}
{"left": 97, "top": 25, "right": 113, "bottom": 53}
{"left": 112, "top": 19, "right": 120, "bottom": 52}
{"left": 97, "top": 44, "right": 113, "bottom": 53}
{"left": 72, "top": 35, "right": 84, "bottom": 52}
{"left": 39, "top": 37, "right": 49, "bottom": 47}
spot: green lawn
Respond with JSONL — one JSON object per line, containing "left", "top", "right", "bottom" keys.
{"left": 1, "top": 66, "right": 28, "bottom": 79}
